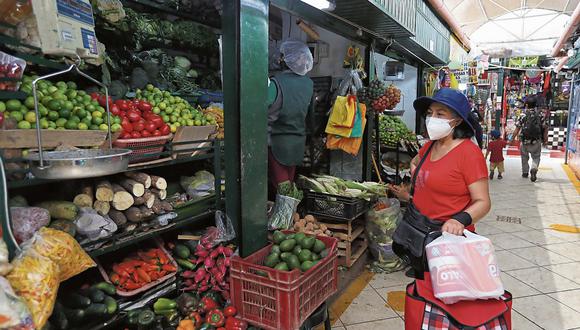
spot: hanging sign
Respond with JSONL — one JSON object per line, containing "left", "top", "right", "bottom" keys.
{"left": 508, "top": 56, "right": 539, "bottom": 68}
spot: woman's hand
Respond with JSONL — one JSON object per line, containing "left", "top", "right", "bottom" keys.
{"left": 442, "top": 219, "right": 464, "bottom": 235}
{"left": 389, "top": 184, "right": 410, "bottom": 201}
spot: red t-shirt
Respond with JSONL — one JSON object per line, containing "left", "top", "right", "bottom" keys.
{"left": 413, "top": 140, "right": 488, "bottom": 231}
{"left": 488, "top": 139, "right": 507, "bottom": 163}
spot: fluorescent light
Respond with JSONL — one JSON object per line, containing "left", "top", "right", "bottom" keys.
{"left": 300, "top": 0, "right": 336, "bottom": 10}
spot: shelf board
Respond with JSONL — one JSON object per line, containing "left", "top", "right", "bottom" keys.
{"left": 86, "top": 197, "right": 215, "bottom": 258}
{"left": 0, "top": 90, "right": 27, "bottom": 100}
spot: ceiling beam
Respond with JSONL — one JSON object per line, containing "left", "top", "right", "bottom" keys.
{"left": 476, "top": 36, "right": 560, "bottom": 45}
{"left": 478, "top": 0, "right": 490, "bottom": 19}
{"left": 525, "top": 13, "right": 562, "bottom": 39}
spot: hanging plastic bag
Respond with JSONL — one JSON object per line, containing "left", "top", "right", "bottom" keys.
{"left": 268, "top": 194, "right": 301, "bottom": 231}
{"left": 337, "top": 69, "right": 364, "bottom": 96}
{"left": 24, "top": 227, "right": 96, "bottom": 282}
{"left": 10, "top": 207, "right": 50, "bottom": 243}
{"left": 7, "top": 250, "right": 59, "bottom": 329}
{"left": 426, "top": 230, "right": 504, "bottom": 304}
{"left": 200, "top": 211, "right": 236, "bottom": 248}
{"left": 366, "top": 198, "right": 405, "bottom": 273}
{"left": 0, "top": 276, "right": 34, "bottom": 329}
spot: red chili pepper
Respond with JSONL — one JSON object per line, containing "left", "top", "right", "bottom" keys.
{"left": 136, "top": 268, "right": 152, "bottom": 283}
{"left": 206, "top": 309, "right": 225, "bottom": 327}
{"left": 223, "top": 306, "right": 237, "bottom": 318}
{"left": 225, "top": 317, "right": 248, "bottom": 330}
{"left": 198, "top": 296, "right": 218, "bottom": 313}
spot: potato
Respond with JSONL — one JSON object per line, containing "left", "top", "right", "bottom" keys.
{"left": 304, "top": 215, "right": 316, "bottom": 223}
{"left": 293, "top": 213, "right": 300, "bottom": 223}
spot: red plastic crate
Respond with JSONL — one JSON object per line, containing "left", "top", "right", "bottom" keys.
{"left": 113, "top": 134, "right": 172, "bottom": 163}
{"left": 230, "top": 233, "right": 338, "bottom": 330}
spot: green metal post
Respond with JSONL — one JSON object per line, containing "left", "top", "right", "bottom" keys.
{"left": 495, "top": 69, "right": 505, "bottom": 130}
{"left": 222, "top": 0, "right": 269, "bottom": 257}
{"left": 363, "top": 47, "right": 376, "bottom": 181}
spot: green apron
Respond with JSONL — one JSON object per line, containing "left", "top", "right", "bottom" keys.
{"left": 270, "top": 72, "right": 313, "bottom": 166}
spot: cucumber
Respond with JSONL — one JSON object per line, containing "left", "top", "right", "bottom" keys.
{"left": 175, "top": 258, "right": 195, "bottom": 270}
{"left": 183, "top": 240, "right": 199, "bottom": 252}
{"left": 84, "top": 304, "right": 108, "bottom": 317}
{"left": 50, "top": 302, "right": 68, "bottom": 330}
{"left": 92, "top": 282, "right": 117, "bottom": 296}
{"left": 88, "top": 288, "right": 106, "bottom": 303}
{"left": 36, "top": 201, "right": 78, "bottom": 220}
{"left": 63, "top": 293, "right": 91, "bottom": 308}
{"left": 103, "top": 296, "right": 118, "bottom": 314}
{"left": 63, "top": 308, "right": 85, "bottom": 323}
{"left": 174, "top": 244, "right": 190, "bottom": 259}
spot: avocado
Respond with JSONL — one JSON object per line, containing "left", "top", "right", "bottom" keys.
{"left": 103, "top": 296, "right": 118, "bottom": 314}
{"left": 280, "top": 252, "right": 293, "bottom": 261}
{"left": 264, "top": 253, "right": 280, "bottom": 267}
{"left": 298, "top": 249, "right": 312, "bottom": 263}
{"left": 292, "top": 245, "right": 302, "bottom": 255}
{"left": 274, "top": 262, "right": 289, "bottom": 271}
{"left": 300, "top": 237, "right": 315, "bottom": 249}
{"left": 286, "top": 234, "right": 296, "bottom": 240}
{"left": 272, "top": 230, "right": 286, "bottom": 244}
{"left": 279, "top": 239, "right": 296, "bottom": 252}
{"left": 287, "top": 255, "right": 301, "bottom": 270}
{"left": 301, "top": 261, "right": 315, "bottom": 272}
{"left": 313, "top": 239, "right": 326, "bottom": 253}
{"left": 174, "top": 244, "right": 191, "bottom": 259}
{"left": 271, "top": 244, "right": 281, "bottom": 255}
{"left": 311, "top": 253, "right": 321, "bottom": 261}
{"left": 294, "top": 232, "right": 306, "bottom": 243}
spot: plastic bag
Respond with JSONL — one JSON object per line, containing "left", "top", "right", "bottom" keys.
{"left": 200, "top": 211, "right": 236, "bottom": 247}
{"left": 0, "top": 51, "right": 26, "bottom": 91}
{"left": 366, "top": 198, "right": 405, "bottom": 273}
{"left": 25, "top": 227, "right": 96, "bottom": 282}
{"left": 337, "top": 69, "right": 364, "bottom": 96}
{"left": 7, "top": 250, "right": 59, "bottom": 329}
{"left": 426, "top": 230, "right": 504, "bottom": 304}
{"left": 0, "top": 276, "right": 34, "bottom": 329}
{"left": 268, "top": 194, "right": 301, "bottom": 230}
{"left": 10, "top": 207, "right": 50, "bottom": 243}
{"left": 75, "top": 207, "right": 118, "bottom": 241}
{"left": 180, "top": 171, "right": 215, "bottom": 200}
{"left": 280, "top": 41, "right": 313, "bottom": 76}
{"left": 0, "top": 239, "right": 12, "bottom": 276}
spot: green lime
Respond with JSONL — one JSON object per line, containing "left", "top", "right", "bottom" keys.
{"left": 10, "top": 111, "right": 23, "bottom": 122}
{"left": 55, "top": 118, "right": 67, "bottom": 128}
{"left": 48, "top": 121, "right": 56, "bottom": 129}
{"left": 111, "top": 123, "right": 122, "bottom": 132}
{"left": 75, "top": 108, "right": 87, "bottom": 118}
{"left": 24, "top": 96, "right": 35, "bottom": 109}
{"left": 70, "top": 115, "right": 81, "bottom": 123}
{"left": 47, "top": 99, "right": 62, "bottom": 111}
{"left": 75, "top": 96, "right": 83, "bottom": 104}
{"left": 174, "top": 122, "right": 181, "bottom": 128}
{"left": 99, "top": 124, "right": 109, "bottom": 131}
{"left": 59, "top": 109, "right": 71, "bottom": 119}
{"left": 66, "top": 81, "right": 77, "bottom": 90}
{"left": 82, "top": 117, "right": 92, "bottom": 126}
{"left": 65, "top": 120, "right": 78, "bottom": 130}
{"left": 113, "top": 116, "right": 121, "bottom": 124}
{"left": 82, "top": 95, "right": 92, "bottom": 103}
{"left": 39, "top": 118, "right": 49, "bottom": 129}
{"left": 96, "top": 106, "right": 105, "bottom": 113}
{"left": 17, "top": 121, "right": 31, "bottom": 129}
{"left": 77, "top": 90, "right": 86, "bottom": 96}
{"left": 89, "top": 124, "right": 99, "bottom": 130}
{"left": 91, "top": 100, "right": 99, "bottom": 107}
{"left": 92, "top": 117, "right": 103, "bottom": 125}
{"left": 52, "top": 92, "right": 67, "bottom": 101}
{"left": 56, "top": 127, "right": 65, "bottom": 130}
{"left": 92, "top": 111, "right": 102, "bottom": 118}
{"left": 195, "top": 120, "right": 202, "bottom": 126}
{"left": 86, "top": 104, "right": 96, "bottom": 112}
{"left": 63, "top": 101, "right": 74, "bottom": 111}
{"left": 162, "top": 115, "right": 170, "bottom": 123}
{"left": 41, "top": 96, "right": 53, "bottom": 106}
{"left": 170, "top": 115, "right": 177, "bottom": 123}
{"left": 47, "top": 111, "right": 59, "bottom": 121}
{"left": 66, "top": 89, "right": 77, "bottom": 99}
{"left": 0, "top": 101, "right": 5, "bottom": 112}
{"left": 6, "top": 99, "right": 21, "bottom": 112}
{"left": 77, "top": 122, "right": 88, "bottom": 130}
{"left": 47, "top": 86, "right": 58, "bottom": 94}
{"left": 56, "top": 81, "right": 67, "bottom": 90}
{"left": 186, "top": 119, "right": 194, "bottom": 126}
{"left": 146, "top": 84, "right": 154, "bottom": 91}
{"left": 153, "top": 107, "right": 160, "bottom": 114}
{"left": 24, "top": 111, "right": 36, "bottom": 123}
{"left": 38, "top": 104, "right": 48, "bottom": 117}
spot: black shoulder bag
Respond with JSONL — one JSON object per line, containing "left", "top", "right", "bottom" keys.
{"left": 392, "top": 142, "right": 443, "bottom": 277}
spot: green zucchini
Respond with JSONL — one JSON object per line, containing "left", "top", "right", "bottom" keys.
{"left": 92, "top": 282, "right": 117, "bottom": 296}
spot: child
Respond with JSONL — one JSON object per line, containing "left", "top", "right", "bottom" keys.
{"left": 486, "top": 130, "right": 507, "bottom": 180}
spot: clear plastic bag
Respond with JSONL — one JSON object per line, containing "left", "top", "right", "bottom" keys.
{"left": 200, "top": 211, "right": 236, "bottom": 248}
{"left": 10, "top": 207, "right": 50, "bottom": 243}
{"left": 7, "top": 250, "right": 59, "bottom": 329}
{"left": 24, "top": 227, "right": 96, "bottom": 282}
{"left": 75, "top": 207, "right": 118, "bottom": 241}
{"left": 0, "top": 51, "right": 26, "bottom": 91}
{"left": 268, "top": 194, "right": 301, "bottom": 230}
{"left": 180, "top": 171, "right": 215, "bottom": 200}
{"left": 426, "top": 230, "right": 504, "bottom": 304}
{"left": 337, "top": 69, "right": 364, "bottom": 96}
{"left": 366, "top": 198, "right": 405, "bottom": 273}
{"left": 0, "top": 276, "right": 34, "bottom": 329}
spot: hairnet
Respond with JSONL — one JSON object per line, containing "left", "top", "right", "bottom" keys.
{"left": 280, "top": 41, "right": 313, "bottom": 76}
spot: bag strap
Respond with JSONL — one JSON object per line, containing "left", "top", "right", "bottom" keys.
{"left": 410, "top": 142, "right": 435, "bottom": 196}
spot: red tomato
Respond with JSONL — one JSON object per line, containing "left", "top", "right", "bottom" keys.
{"left": 151, "top": 117, "right": 164, "bottom": 128}
{"left": 160, "top": 124, "right": 170, "bottom": 136}
{"left": 120, "top": 132, "right": 132, "bottom": 139}
{"left": 127, "top": 111, "right": 141, "bottom": 123}
{"left": 110, "top": 105, "right": 120, "bottom": 116}
{"left": 152, "top": 130, "right": 162, "bottom": 136}
{"left": 121, "top": 121, "right": 133, "bottom": 133}
{"left": 131, "top": 131, "right": 141, "bottom": 138}
{"left": 138, "top": 100, "right": 152, "bottom": 112}
{"left": 141, "top": 130, "right": 152, "bottom": 137}
{"left": 223, "top": 306, "right": 237, "bottom": 317}
{"left": 145, "top": 122, "right": 157, "bottom": 133}
{"left": 116, "top": 100, "right": 129, "bottom": 112}
{"left": 133, "top": 121, "right": 145, "bottom": 132}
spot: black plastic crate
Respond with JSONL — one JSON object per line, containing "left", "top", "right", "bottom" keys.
{"left": 304, "top": 191, "right": 371, "bottom": 222}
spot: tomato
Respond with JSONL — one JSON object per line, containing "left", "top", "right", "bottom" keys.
{"left": 151, "top": 117, "right": 164, "bottom": 128}
{"left": 127, "top": 111, "right": 141, "bottom": 123}
{"left": 133, "top": 121, "right": 145, "bottom": 132}
{"left": 131, "top": 131, "right": 141, "bottom": 138}
{"left": 223, "top": 306, "right": 237, "bottom": 318}
{"left": 116, "top": 100, "right": 129, "bottom": 112}
{"left": 144, "top": 122, "right": 156, "bottom": 133}
{"left": 121, "top": 121, "right": 133, "bottom": 133}
{"left": 138, "top": 100, "right": 152, "bottom": 112}
{"left": 141, "top": 130, "right": 152, "bottom": 137}
{"left": 152, "top": 130, "right": 162, "bottom": 136}
{"left": 120, "top": 132, "right": 132, "bottom": 139}
{"left": 110, "top": 105, "right": 120, "bottom": 116}
{"left": 160, "top": 124, "right": 170, "bottom": 136}
{"left": 90, "top": 92, "right": 99, "bottom": 100}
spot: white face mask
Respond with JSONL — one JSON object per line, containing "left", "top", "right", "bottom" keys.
{"left": 426, "top": 116, "right": 454, "bottom": 140}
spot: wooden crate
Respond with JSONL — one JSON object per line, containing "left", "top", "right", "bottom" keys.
{"left": 0, "top": 129, "right": 109, "bottom": 148}
{"left": 319, "top": 219, "right": 368, "bottom": 268}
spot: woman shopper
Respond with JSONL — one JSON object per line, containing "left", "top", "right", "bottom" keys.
{"left": 393, "top": 88, "right": 491, "bottom": 276}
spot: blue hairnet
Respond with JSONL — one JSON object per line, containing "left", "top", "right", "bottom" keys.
{"left": 490, "top": 130, "right": 500, "bottom": 138}
{"left": 280, "top": 41, "right": 313, "bottom": 76}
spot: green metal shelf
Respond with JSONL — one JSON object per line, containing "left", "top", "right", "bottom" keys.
{"left": 0, "top": 34, "right": 67, "bottom": 70}
{"left": 0, "top": 90, "right": 27, "bottom": 100}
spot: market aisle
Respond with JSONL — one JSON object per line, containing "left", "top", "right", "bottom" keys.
{"left": 331, "top": 157, "right": 580, "bottom": 330}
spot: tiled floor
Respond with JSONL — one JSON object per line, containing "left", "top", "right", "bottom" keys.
{"left": 332, "top": 157, "right": 580, "bottom": 330}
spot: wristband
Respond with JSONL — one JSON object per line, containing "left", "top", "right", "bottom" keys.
{"left": 453, "top": 212, "right": 472, "bottom": 227}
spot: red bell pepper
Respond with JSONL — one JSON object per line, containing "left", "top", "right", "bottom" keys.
{"left": 225, "top": 317, "right": 248, "bottom": 330}
{"left": 206, "top": 309, "right": 225, "bottom": 327}
{"left": 223, "top": 306, "right": 237, "bottom": 318}
{"left": 188, "top": 311, "right": 203, "bottom": 328}
{"left": 198, "top": 296, "right": 218, "bottom": 313}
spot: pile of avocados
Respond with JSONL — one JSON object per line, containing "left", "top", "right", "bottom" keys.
{"left": 264, "top": 231, "right": 329, "bottom": 272}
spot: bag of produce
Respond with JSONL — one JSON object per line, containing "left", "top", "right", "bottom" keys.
{"left": 214, "top": 210, "right": 236, "bottom": 245}
{"left": 7, "top": 249, "right": 59, "bottom": 329}
{"left": 75, "top": 207, "right": 118, "bottom": 241}
{"left": 268, "top": 181, "right": 303, "bottom": 231}
{"left": 180, "top": 171, "right": 215, "bottom": 200}
{"left": 0, "top": 239, "right": 12, "bottom": 276}
{"left": 24, "top": 227, "right": 95, "bottom": 282}
{"left": 366, "top": 198, "right": 405, "bottom": 273}
{"left": 0, "top": 276, "right": 34, "bottom": 329}
{"left": 10, "top": 207, "right": 50, "bottom": 243}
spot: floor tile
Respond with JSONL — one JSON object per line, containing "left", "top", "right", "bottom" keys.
{"left": 545, "top": 262, "right": 580, "bottom": 284}
{"left": 500, "top": 272, "right": 542, "bottom": 298}
{"left": 495, "top": 250, "right": 536, "bottom": 271}
{"left": 332, "top": 326, "right": 346, "bottom": 330}
{"left": 513, "top": 294, "right": 580, "bottom": 329}
{"left": 489, "top": 220, "right": 533, "bottom": 233}
{"left": 511, "top": 310, "right": 543, "bottom": 330}
{"left": 512, "top": 230, "right": 566, "bottom": 246}
{"left": 368, "top": 271, "right": 410, "bottom": 289}
{"left": 549, "top": 289, "right": 580, "bottom": 313}
{"left": 339, "top": 288, "right": 398, "bottom": 325}
{"left": 487, "top": 233, "right": 536, "bottom": 250}
{"left": 510, "top": 246, "right": 573, "bottom": 266}
{"left": 344, "top": 317, "right": 404, "bottom": 330}
{"left": 474, "top": 223, "right": 504, "bottom": 235}
{"left": 543, "top": 243, "right": 580, "bottom": 262}
{"left": 506, "top": 267, "right": 580, "bottom": 293}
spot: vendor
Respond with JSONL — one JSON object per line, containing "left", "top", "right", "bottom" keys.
{"left": 267, "top": 41, "right": 314, "bottom": 195}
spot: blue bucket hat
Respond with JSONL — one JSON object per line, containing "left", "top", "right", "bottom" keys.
{"left": 413, "top": 88, "right": 475, "bottom": 133}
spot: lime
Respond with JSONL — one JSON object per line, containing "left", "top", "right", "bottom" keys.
{"left": 92, "top": 111, "right": 102, "bottom": 118}
{"left": 56, "top": 81, "right": 67, "bottom": 90}
{"left": 0, "top": 101, "right": 5, "bottom": 112}
{"left": 89, "top": 124, "right": 99, "bottom": 130}
{"left": 77, "top": 90, "right": 86, "bottom": 96}
{"left": 39, "top": 118, "right": 49, "bottom": 129}
{"left": 66, "top": 81, "right": 77, "bottom": 90}
{"left": 97, "top": 106, "right": 105, "bottom": 113}
{"left": 23, "top": 96, "right": 35, "bottom": 109}
{"left": 41, "top": 96, "right": 53, "bottom": 106}
{"left": 77, "top": 122, "right": 88, "bottom": 130}
{"left": 82, "top": 117, "right": 92, "bottom": 126}
{"left": 195, "top": 120, "right": 202, "bottom": 126}
{"left": 6, "top": 99, "right": 22, "bottom": 112}
{"left": 146, "top": 84, "right": 154, "bottom": 91}
{"left": 92, "top": 117, "right": 104, "bottom": 125}
{"left": 46, "top": 111, "right": 59, "bottom": 121}
{"left": 165, "top": 107, "right": 173, "bottom": 114}
{"left": 70, "top": 115, "right": 81, "bottom": 123}
{"left": 170, "top": 115, "right": 177, "bottom": 123}
{"left": 75, "top": 96, "right": 83, "bottom": 104}
{"left": 82, "top": 95, "right": 92, "bottom": 103}
{"left": 75, "top": 108, "right": 87, "bottom": 118}
{"left": 66, "top": 89, "right": 77, "bottom": 99}
{"left": 179, "top": 119, "right": 187, "bottom": 126}
{"left": 24, "top": 111, "right": 36, "bottom": 123}
{"left": 48, "top": 121, "right": 56, "bottom": 129}
{"left": 48, "top": 86, "right": 58, "bottom": 94}
{"left": 55, "top": 118, "right": 67, "bottom": 127}
{"left": 99, "top": 124, "right": 109, "bottom": 131}
{"left": 17, "top": 121, "right": 31, "bottom": 129}
{"left": 111, "top": 123, "right": 122, "bottom": 132}
{"left": 56, "top": 127, "right": 65, "bottom": 131}
{"left": 162, "top": 115, "right": 170, "bottom": 123}
{"left": 113, "top": 116, "right": 121, "bottom": 124}
{"left": 174, "top": 122, "right": 181, "bottom": 128}
{"left": 59, "top": 109, "right": 71, "bottom": 119}
{"left": 63, "top": 101, "right": 74, "bottom": 111}
{"left": 186, "top": 119, "right": 194, "bottom": 126}
{"left": 47, "top": 100, "right": 62, "bottom": 111}
{"left": 152, "top": 107, "right": 161, "bottom": 114}
{"left": 65, "top": 120, "right": 78, "bottom": 130}
{"left": 30, "top": 122, "right": 36, "bottom": 129}
{"left": 90, "top": 100, "right": 99, "bottom": 107}
{"left": 86, "top": 104, "right": 96, "bottom": 112}
{"left": 170, "top": 125, "right": 177, "bottom": 133}
{"left": 10, "top": 111, "right": 23, "bottom": 122}
{"left": 38, "top": 104, "right": 48, "bottom": 117}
